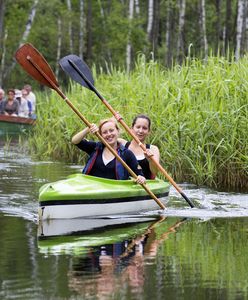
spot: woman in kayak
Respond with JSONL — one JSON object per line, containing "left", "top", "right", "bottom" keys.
{"left": 72, "top": 118, "right": 146, "bottom": 184}
{"left": 119, "top": 114, "right": 160, "bottom": 179}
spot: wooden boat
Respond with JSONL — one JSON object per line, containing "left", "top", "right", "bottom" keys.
{"left": 38, "top": 174, "right": 170, "bottom": 220}
{"left": 0, "top": 114, "right": 36, "bottom": 135}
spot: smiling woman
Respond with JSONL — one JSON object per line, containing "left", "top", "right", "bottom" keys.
{"left": 119, "top": 114, "right": 160, "bottom": 179}
{"left": 71, "top": 118, "right": 146, "bottom": 184}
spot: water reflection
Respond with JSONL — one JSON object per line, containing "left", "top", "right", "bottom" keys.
{"left": 1, "top": 139, "right": 248, "bottom": 299}
{"left": 38, "top": 216, "right": 187, "bottom": 299}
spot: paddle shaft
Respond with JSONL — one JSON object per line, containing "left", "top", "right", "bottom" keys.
{"left": 26, "top": 56, "right": 165, "bottom": 210}
{"left": 68, "top": 60, "right": 194, "bottom": 208}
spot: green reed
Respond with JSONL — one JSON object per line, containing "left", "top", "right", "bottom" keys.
{"left": 28, "top": 54, "right": 248, "bottom": 191}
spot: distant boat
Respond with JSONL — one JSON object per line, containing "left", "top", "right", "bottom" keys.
{"left": 0, "top": 114, "right": 36, "bottom": 135}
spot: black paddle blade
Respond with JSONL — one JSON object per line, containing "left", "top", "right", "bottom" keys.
{"left": 15, "top": 43, "right": 59, "bottom": 89}
{"left": 59, "top": 55, "right": 94, "bottom": 90}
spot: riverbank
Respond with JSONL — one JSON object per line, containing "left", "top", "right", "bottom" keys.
{"left": 26, "top": 55, "right": 247, "bottom": 191}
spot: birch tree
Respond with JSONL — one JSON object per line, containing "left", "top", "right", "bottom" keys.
{"left": 55, "top": 17, "right": 62, "bottom": 78}
{"left": 134, "top": 0, "right": 140, "bottom": 15}
{"left": 241, "top": 0, "right": 248, "bottom": 52}
{"left": 225, "top": 0, "right": 232, "bottom": 54}
{"left": 235, "top": 0, "right": 246, "bottom": 60}
{"left": 0, "top": 30, "right": 7, "bottom": 87}
{"left": 126, "top": 0, "right": 134, "bottom": 72}
{"left": 0, "top": 0, "right": 5, "bottom": 86}
{"left": 147, "top": 0, "right": 154, "bottom": 43}
{"left": 0, "top": 0, "right": 5, "bottom": 51}
{"left": 199, "top": 0, "right": 208, "bottom": 60}
{"left": 67, "top": 0, "right": 73, "bottom": 53}
{"left": 165, "top": 0, "right": 173, "bottom": 67}
{"left": 86, "top": 0, "right": 92, "bottom": 62}
{"left": 177, "top": 0, "right": 186, "bottom": 63}
{"left": 3, "top": 0, "right": 39, "bottom": 81}
{"left": 79, "top": 0, "right": 84, "bottom": 59}
{"left": 21, "top": 0, "right": 39, "bottom": 44}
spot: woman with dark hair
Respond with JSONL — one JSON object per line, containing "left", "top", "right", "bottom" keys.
{"left": 3, "top": 89, "right": 19, "bottom": 116}
{"left": 119, "top": 114, "right": 160, "bottom": 179}
{"left": 72, "top": 118, "right": 146, "bottom": 184}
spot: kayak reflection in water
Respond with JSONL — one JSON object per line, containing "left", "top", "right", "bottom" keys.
{"left": 68, "top": 217, "right": 187, "bottom": 298}
{"left": 71, "top": 118, "right": 146, "bottom": 185}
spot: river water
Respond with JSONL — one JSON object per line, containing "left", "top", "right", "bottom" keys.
{"left": 0, "top": 140, "right": 248, "bottom": 300}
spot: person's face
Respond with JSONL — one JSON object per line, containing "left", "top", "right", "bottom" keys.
{"left": 100, "top": 121, "right": 119, "bottom": 146}
{"left": 7, "top": 91, "right": 15, "bottom": 100}
{"left": 132, "top": 118, "right": 150, "bottom": 142}
{"left": 22, "top": 90, "right": 28, "bottom": 98}
{"left": 0, "top": 92, "right": 4, "bottom": 100}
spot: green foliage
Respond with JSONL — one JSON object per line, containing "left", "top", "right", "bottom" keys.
{"left": 26, "top": 53, "right": 247, "bottom": 191}
{"left": 2, "top": 0, "right": 243, "bottom": 89}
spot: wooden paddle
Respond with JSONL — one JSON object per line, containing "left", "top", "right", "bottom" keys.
{"left": 15, "top": 43, "right": 166, "bottom": 210}
{"left": 59, "top": 55, "right": 195, "bottom": 208}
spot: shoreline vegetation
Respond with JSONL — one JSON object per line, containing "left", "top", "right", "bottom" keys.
{"left": 25, "top": 55, "right": 247, "bottom": 191}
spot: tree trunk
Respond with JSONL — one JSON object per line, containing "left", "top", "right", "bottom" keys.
{"left": 177, "top": 0, "right": 186, "bottom": 64}
{"left": 147, "top": 0, "right": 154, "bottom": 43}
{"left": 245, "top": 1, "right": 248, "bottom": 51}
{"left": 153, "top": 0, "right": 160, "bottom": 53}
{"left": 67, "top": 0, "right": 73, "bottom": 53}
{"left": 199, "top": 0, "right": 208, "bottom": 60}
{"left": 0, "top": 29, "right": 7, "bottom": 87}
{"left": 0, "top": 0, "right": 5, "bottom": 51}
{"left": 134, "top": 0, "right": 140, "bottom": 15}
{"left": 3, "top": 0, "right": 39, "bottom": 81}
{"left": 165, "top": 0, "right": 173, "bottom": 67}
{"left": 225, "top": 0, "right": 232, "bottom": 54}
{"left": 21, "top": 0, "right": 39, "bottom": 43}
{"left": 79, "top": 0, "right": 84, "bottom": 59}
{"left": 86, "top": 0, "right": 92, "bottom": 63}
{"left": 215, "top": 0, "right": 221, "bottom": 53}
{"left": 235, "top": 0, "right": 245, "bottom": 60}
{"left": 55, "top": 17, "right": 62, "bottom": 78}
{"left": 126, "top": 0, "right": 134, "bottom": 73}
{"left": 241, "top": 0, "right": 248, "bottom": 52}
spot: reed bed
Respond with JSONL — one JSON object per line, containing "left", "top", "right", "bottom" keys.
{"left": 27, "top": 54, "right": 248, "bottom": 191}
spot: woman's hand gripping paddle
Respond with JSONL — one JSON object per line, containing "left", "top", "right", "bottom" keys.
{"left": 15, "top": 43, "right": 166, "bottom": 210}
{"left": 59, "top": 55, "right": 195, "bottom": 208}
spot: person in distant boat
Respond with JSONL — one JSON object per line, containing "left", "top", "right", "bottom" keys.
{"left": 21, "top": 88, "right": 32, "bottom": 117}
{"left": 3, "top": 89, "right": 19, "bottom": 116}
{"left": 15, "top": 89, "right": 29, "bottom": 118}
{"left": 71, "top": 118, "right": 146, "bottom": 184}
{"left": 0, "top": 88, "right": 6, "bottom": 114}
{"left": 118, "top": 114, "right": 160, "bottom": 179}
{"left": 23, "top": 84, "right": 36, "bottom": 118}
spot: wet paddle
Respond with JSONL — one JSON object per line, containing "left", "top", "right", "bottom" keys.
{"left": 15, "top": 43, "right": 166, "bottom": 210}
{"left": 59, "top": 55, "right": 195, "bottom": 208}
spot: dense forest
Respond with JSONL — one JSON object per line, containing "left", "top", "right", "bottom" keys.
{"left": 1, "top": 0, "right": 248, "bottom": 89}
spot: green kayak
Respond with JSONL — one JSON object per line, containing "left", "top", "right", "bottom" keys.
{"left": 38, "top": 174, "right": 170, "bottom": 220}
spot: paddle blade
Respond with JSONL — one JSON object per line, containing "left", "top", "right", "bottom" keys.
{"left": 15, "top": 43, "right": 59, "bottom": 89}
{"left": 59, "top": 55, "right": 94, "bottom": 89}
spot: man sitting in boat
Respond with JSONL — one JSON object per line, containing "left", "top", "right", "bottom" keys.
{"left": 15, "top": 89, "right": 29, "bottom": 118}
{"left": 23, "top": 84, "right": 36, "bottom": 119}
{"left": 2, "top": 89, "right": 19, "bottom": 116}
{"left": 71, "top": 118, "right": 146, "bottom": 184}
{"left": 0, "top": 88, "right": 5, "bottom": 114}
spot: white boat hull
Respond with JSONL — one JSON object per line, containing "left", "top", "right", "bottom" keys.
{"left": 38, "top": 196, "right": 168, "bottom": 220}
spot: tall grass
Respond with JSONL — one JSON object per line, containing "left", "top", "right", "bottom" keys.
{"left": 27, "top": 54, "right": 248, "bottom": 191}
